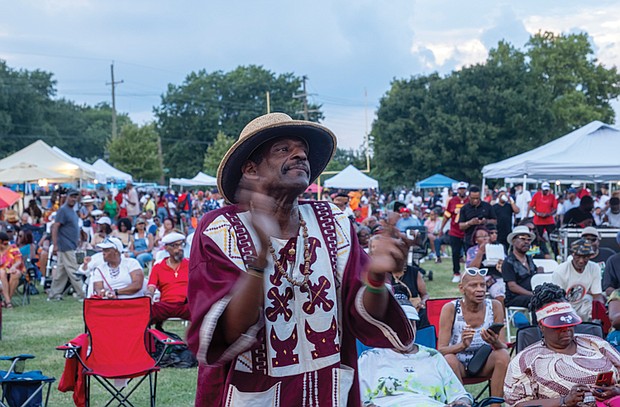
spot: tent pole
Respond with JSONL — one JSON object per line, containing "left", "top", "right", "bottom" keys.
{"left": 317, "top": 176, "right": 322, "bottom": 200}
{"left": 481, "top": 177, "right": 486, "bottom": 196}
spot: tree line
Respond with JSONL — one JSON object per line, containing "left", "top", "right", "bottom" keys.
{"left": 0, "top": 31, "right": 617, "bottom": 185}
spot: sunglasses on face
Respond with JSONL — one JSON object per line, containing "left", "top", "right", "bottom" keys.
{"left": 516, "top": 236, "right": 532, "bottom": 243}
{"left": 583, "top": 236, "right": 598, "bottom": 242}
{"left": 167, "top": 242, "right": 185, "bottom": 249}
{"left": 465, "top": 267, "right": 488, "bottom": 277}
{"left": 489, "top": 231, "right": 498, "bottom": 235}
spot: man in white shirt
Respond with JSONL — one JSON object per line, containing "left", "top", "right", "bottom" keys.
{"left": 552, "top": 239, "right": 605, "bottom": 322}
{"left": 358, "top": 302, "right": 472, "bottom": 407}
{"left": 514, "top": 184, "right": 531, "bottom": 223}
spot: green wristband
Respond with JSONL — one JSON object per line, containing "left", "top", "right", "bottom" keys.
{"left": 365, "top": 284, "right": 386, "bottom": 294}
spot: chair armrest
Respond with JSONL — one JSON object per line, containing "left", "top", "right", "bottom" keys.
{"left": 0, "top": 354, "right": 35, "bottom": 361}
{"left": 148, "top": 328, "right": 185, "bottom": 346}
{"left": 56, "top": 333, "right": 89, "bottom": 351}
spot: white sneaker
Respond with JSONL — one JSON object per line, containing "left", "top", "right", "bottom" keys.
{"left": 451, "top": 275, "right": 461, "bottom": 283}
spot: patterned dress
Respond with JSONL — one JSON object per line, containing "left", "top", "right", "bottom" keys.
{"left": 504, "top": 334, "right": 620, "bottom": 406}
{"left": 187, "top": 201, "right": 414, "bottom": 406}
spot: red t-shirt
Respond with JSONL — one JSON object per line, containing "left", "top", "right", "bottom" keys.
{"left": 530, "top": 191, "right": 557, "bottom": 225}
{"left": 148, "top": 258, "right": 189, "bottom": 303}
{"left": 445, "top": 196, "right": 469, "bottom": 238}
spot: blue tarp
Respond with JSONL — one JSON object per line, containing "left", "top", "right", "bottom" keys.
{"left": 416, "top": 174, "right": 457, "bottom": 189}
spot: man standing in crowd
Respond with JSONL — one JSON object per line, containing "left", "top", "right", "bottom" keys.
{"left": 146, "top": 232, "right": 190, "bottom": 328}
{"left": 125, "top": 181, "right": 141, "bottom": 222}
{"left": 529, "top": 182, "right": 557, "bottom": 253}
{"left": 514, "top": 183, "right": 531, "bottom": 224}
{"left": 492, "top": 187, "right": 519, "bottom": 250}
{"left": 605, "top": 197, "right": 620, "bottom": 227}
{"left": 458, "top": 185, "right": 496, "bottom": 250}
{"left": 552, "top": 239, "right": 604, "bottom": 322}
{"left": 564, "top": 188, "right": 580, "bottom": 212}
{"left": 48, "top": 189, "right": 85, "bottom": 302}
{"left": 441, "top": 182, "right": 469, "bottom": 283}
{"left": 187, "top": 113, "right": 413, "bottom": 406}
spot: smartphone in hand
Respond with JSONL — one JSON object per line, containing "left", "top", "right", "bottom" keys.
{"left": 487, "top": 323, "right": 504, "bottom": 335}
{"left": 596, "top": 371, "right": 614, "bottom": 387}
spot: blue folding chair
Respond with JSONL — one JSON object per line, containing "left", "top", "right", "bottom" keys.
{"left": 0, "top": 354, "right": 55, "bottom": 407}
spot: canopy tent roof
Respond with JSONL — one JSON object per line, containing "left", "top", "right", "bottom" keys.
{"left": 416, "top": 173, "right": 457, "bottom": 189}
{"left": 0, "top": 163, "right": 71, "bottom": 184}
{"left": 170, "top": 171, "right": 217, "bottom": 187}
{"left": 0, "top": 140, "right": 98, "bottom": 181}
{"left": 482, "top": 121, "right": 620, "bottom": 181}
{"left": 92, "top": 159, "right": 133, "bottom": 182}
{"left": 51, "top": 146, "right": 107, "bottom": 184}
{"left": 323, "top": 165, "right": 378, "bottom": 189}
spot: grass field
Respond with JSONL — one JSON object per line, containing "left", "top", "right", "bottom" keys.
{"left": 0, "top": 258, "right": 478, "bottom": 406}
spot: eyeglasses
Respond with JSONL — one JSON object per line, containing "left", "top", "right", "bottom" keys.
{"left": 515, "top": 236, "right": 532, "bottom": 243}
{"left": 0, "top": 241, "right": 8, "bottom": 245}
{"left": 465, "top": 267, "right": 488, "bottom": 276}
{"left": 582, "top": 236, "right": 598, "bottom": 242}
{"left": 167, "top": 242, "right": 185, "bottom": 249}
{"left": 475, "top": 234, "right": 490, "bottom": 239}
{"left": 489, "top": 231, "right": 498, "bottom": 235}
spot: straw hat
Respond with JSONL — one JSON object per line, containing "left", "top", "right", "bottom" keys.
{"left": 507, "top": 225, "right": 536, "bottom": 245}
{"left": 217, "top": 112, "right": 337, "bottom": 204}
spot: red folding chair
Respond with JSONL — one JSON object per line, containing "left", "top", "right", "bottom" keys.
{"left": 57, "top": 297, "right": 184, "bottom": 407}
{"left": 425, "top": 297, "right": 492, "bottom": 400}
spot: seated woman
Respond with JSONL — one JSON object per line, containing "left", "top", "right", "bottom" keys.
{"left": 0, "top": 232, "right": 24, "bottom": 308}
{"left": 128, "top": 217, "right": 154, "bottom": 268}
{"left": 466, "top": 226, "right": 505, "bottom": 305}
{"left": 504, "top": 283, "right": 620, "bottom": 407}
{"left": 359, "top": 300, "right": 473, "bottom": 407}
{"left": 17, "top": 229, "right": 40, "bottom": 280}
{"left": 90, "top": 237, "right": 145, "bottom": 299}
{"left": 111, "top": 217, "right": 132, "bottom": 249}
{"left": 438, "top": 268, "right": 510, "bottom": 402}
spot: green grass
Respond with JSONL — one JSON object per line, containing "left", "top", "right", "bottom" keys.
{"left": 0, "top": 259, "right": 476, "bottom": 406}
{"left": 1, "top": 294, "right": 197, "bottom": 406}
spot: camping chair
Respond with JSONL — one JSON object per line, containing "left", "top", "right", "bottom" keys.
{"left": 57, "top": 297, "right": 184, "bottom": 407}
{"left": 16, "top": 260, "right": 39, "bottom": 306}
{"left": 0, "top": 354, "right": 55, "bottom": 407}
{"left": 424, "top": 298, "right": 495, "bottom": 401}
{"left": 530, "top": 272, "right": 554, "bottom": 291}
{"left": 515, "top": 322, "right": 604, "bottom": 353}
{"left": 532, "top": 259, "right": 559, "bottom": 273}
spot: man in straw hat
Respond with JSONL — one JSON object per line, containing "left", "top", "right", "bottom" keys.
{"left": 187, "top": 113, "right": 414, "bottom": 406}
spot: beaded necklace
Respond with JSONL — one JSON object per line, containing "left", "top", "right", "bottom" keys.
{"left": 267, "top": 211, "right": 311, "bottom": 289}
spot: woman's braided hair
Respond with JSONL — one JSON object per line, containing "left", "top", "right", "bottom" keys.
{"left": 529, "top": 282, "right": 567, "bottom": 313}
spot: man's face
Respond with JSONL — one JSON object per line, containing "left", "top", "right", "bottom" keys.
{"left": 568, "top": 192, "right": 576, "bottom": 200}
{"left": 469, "top": 192, "right": 481, "bottom": 206}
{"left": 67, "top": 194, "right": 79, "bottom": 207}
{"left": 612, "top": 202, "right": 620, "bottom": 214}
{"left": 513, "top": 234, "right": 532, "bottom": 254}
{"left": 572, "top": 253, "right": 589, "bottom": 271}
{"left": 251, "top": 137, "right": 310, "bottom": 193}
{"left": 542, "top": 188, "right": 550, "bottom": 195}
{"left": 165, "top": 241, "right": 185, "bottom": 262}
{"left": 457, "top": 187, "right": 467, "bottom": 198}
{"left": 401, "top": 211, "right": 410, "bottom": 219}
{"left": 333, "top": 196, "right": 349, "bottom": 210}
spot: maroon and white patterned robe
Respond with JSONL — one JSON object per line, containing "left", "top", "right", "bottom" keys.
{"left": 187, "top": 201, "right": 414, "bottom": 406}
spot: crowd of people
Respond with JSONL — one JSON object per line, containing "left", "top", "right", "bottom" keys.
{"left": 3, "top": 112, "right": 620, "bottom": 407}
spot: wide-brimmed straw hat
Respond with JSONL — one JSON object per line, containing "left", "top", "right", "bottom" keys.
{"left": 507, "top": 225, "right": 536, "bottom": 245}
{"left": 217, "top": 112, "right": 337, "bottom": 204}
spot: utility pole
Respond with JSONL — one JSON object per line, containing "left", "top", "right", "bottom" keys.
{"left": 106, "top": 62, "right": 124, "bottom": 138}
{"left": 293, "top": 76, "right": 319, "bottom": 120}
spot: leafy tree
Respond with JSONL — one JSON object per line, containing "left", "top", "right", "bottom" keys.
{"left": 526, "top": 31, "right": 620, "bottom": 132}
{"left": 371, "top": 32, "right": 620, "bottom": 189}
{"left": 0, "top": 60, "right": 132, "bottom": 161}
{"left": 155, "top": 65, "right": 322, "bottom": 178}
{"left": 203, "top": 131, "right": 235, "bottom": 175}
{"left": 325, "top": 148, "right": 369, "bottom": 172}
{"left": 108, "top": 123, "right": 163, "bottom": 182}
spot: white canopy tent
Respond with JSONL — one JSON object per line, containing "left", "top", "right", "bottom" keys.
{"left": 0, "top": 140, "right": 98, "bottom": 181}
{"left": 324, "top": 165, "right": 379, "bottom": 189}
{"left": 92, "top": 159, "right": 133, "bottom": 182}
{"left": 0, "top": 163, "right": 71, "bottom": 184}
{"left": 482, "top": 121, "right": 620, "bottom": 182}
{"left": 51, "top": 146, "right": 107, "bottom": 184}
{"left": 170, "top": 171, "right": 217, "bottom": 187}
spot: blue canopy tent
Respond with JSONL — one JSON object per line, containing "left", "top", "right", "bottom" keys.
{"left": 416, "top": 174, "right": 457, "bottom": 189}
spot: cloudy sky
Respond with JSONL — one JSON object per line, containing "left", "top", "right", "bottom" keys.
{"left": 1, "top": 0, "right": 619, "bottom": 150}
